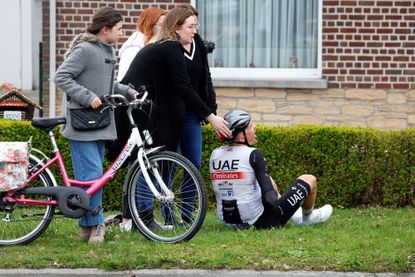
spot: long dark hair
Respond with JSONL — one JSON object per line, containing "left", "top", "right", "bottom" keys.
{"left": 87, "top": 7, "right": 123, "bottom": 35}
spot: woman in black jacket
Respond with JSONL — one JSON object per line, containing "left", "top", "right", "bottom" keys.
{"left": 114, "top": 7, "right": 230, "bottom": 227}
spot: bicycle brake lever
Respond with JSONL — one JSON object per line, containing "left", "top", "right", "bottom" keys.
{"left": 100, "top": 105, "right": 111, "bottom": 113}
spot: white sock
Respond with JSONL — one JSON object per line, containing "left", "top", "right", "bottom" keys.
{"left": 302, "top": 206, "right": 314, "bottom": 220}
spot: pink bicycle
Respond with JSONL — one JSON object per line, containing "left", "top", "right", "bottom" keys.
{"left": 0, "top": 92, "right": 207, "bottom": 245}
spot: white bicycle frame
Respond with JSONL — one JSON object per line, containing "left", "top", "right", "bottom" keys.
{"left": 109, "top": 93, "right": 174, "bottom": 202}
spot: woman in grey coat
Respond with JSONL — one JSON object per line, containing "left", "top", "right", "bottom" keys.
{"left": 54, "top": 7, "right": 136, "bottom": 244}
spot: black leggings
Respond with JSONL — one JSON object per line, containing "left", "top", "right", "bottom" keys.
{"left": 254, "top": 179, "right": 311, "bottom": 229}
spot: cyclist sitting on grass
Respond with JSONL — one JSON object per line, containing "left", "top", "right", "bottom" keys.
{"left": 209, "top": 109, "right": 333, "bottom": 229}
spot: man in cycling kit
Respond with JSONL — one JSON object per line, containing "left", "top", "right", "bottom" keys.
{"left": 209, "top": 110, "right": 333, "bottom": 229}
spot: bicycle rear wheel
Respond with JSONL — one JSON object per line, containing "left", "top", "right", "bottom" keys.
{"left": 0, "top": 155, "right": 56, "bottom": 246}
{"left": 126, "top": 151, "right": 207, "bottom": 243}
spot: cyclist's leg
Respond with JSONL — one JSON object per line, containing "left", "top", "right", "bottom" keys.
{"left": 70, "top": 140, "right": 105, "bottom": 227}
{"left": 254, "top": 178, "right": 311, "bottom": 229}
{"left": 178, "top": 112, "right": 202, "bottom": 223}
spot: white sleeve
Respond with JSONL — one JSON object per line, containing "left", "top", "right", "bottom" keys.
{"left": 117, "top": 32, "right": 145, "bottom": 82}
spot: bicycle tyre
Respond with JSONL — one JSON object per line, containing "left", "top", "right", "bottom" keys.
{"left": 126, "top": 150, "right": 207, "bottom": 243}
{"left": 0, "top": 155, "right": 56, "bottom": 246}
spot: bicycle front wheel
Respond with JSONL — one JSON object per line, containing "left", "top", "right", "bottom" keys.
{"left": 127, "top": 151, "right": 207, "bottom": 243}
{"left": 0, "top": 155, "right": 56, "bottom": 246}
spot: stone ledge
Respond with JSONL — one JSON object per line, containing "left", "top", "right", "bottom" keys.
{"left": 212, "top": 78, "right": 328, "bottom": 89}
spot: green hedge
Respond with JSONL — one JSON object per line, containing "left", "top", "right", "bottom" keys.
{"left": 1, "top": 119, "right": 414, "bottom": 211}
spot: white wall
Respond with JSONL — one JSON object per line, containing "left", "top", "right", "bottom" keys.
{"left": 0, "top": 0, "right": 42, "bottom": 90}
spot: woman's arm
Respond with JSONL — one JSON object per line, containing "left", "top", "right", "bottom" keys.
{"left": 54, "top": 46, "right": 96, "bottom": 107}
{"left": 165, "top": 42, "right": 230, "bottom": 137}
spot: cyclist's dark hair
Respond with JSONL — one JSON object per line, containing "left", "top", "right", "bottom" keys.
{"left": 87, "top": 7, "right": 123, "bottom": 35}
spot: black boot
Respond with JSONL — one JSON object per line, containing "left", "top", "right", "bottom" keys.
{"left": 138, "top": 210, "right": 160, "bottom": 231}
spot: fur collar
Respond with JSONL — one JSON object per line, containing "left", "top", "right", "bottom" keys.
{"left": 64, "top": 33, "right": 100, "bottom": 59}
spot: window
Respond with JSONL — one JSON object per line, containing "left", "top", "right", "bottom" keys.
{"left": 195, "top": 0, "right": 323, "bottom": 81}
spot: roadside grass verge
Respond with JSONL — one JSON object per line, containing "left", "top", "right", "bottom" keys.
{"left": 0, "top": 207, "right": 414, "bottom": 273}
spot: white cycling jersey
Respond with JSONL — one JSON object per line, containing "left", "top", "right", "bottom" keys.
{"left": 209, "top": 145, "right": 264, "bottom": 225}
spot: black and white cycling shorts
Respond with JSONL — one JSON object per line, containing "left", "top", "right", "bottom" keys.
{"left": 254, "top": 178, "right": 311, "bottom": 229}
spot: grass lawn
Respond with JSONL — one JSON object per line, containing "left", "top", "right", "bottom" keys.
{"left": 0, "top": 207, "right": 414, "bottom": 273}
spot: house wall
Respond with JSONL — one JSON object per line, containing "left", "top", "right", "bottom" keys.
{"left": 41, "top": 0, "right": 415, "bottom": 129}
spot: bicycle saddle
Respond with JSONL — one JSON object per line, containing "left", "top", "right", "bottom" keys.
{"left": 31, "top": 117, "right": 66, "bottom": 130}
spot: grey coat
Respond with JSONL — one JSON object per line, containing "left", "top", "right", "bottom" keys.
{"left": 54, "top": 33, "right": 134, "bottom": 141}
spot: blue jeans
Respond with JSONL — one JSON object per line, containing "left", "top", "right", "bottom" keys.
{"left": 179, "top": 112, "right": 202, "bottom": 170}
{"left": 134, "top": 113, "right": 202, "bottom": 222}
{"left": 69, "top": 140, "right": 105, "bottom": 227}
{"left": 178, "top": 112, "right": 202, "bottom": 222}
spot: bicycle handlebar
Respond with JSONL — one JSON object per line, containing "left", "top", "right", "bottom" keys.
{"left": 100, "top": 87, "right": 149, "bottom": 110}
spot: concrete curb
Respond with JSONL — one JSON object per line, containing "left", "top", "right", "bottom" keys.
{"left": 0, "top": 269, "right": 414, "bottom": 277}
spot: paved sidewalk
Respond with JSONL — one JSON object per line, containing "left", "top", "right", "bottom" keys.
{"left": 0, "top": 269, "right": 414, "bottom": 277}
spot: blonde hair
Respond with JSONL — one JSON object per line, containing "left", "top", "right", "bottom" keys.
{"left": 137, "top": 7, "right": 166, "bottom": 45}
{"left": 153, "top": 7, "right": 195, "bottom": 42}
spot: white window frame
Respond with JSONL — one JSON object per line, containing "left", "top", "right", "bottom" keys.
{"left": 193, "top": 0, "right": 324, "bottom": 87}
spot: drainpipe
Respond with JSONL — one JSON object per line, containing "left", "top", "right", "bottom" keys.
{"left": 49, "top": 0, "right": 56, "bottom": 117}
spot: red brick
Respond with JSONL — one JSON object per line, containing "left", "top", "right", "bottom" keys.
{"left": 323, "top": 41, "right": 339, "bottom": 47}
{"left": 395, "top": 29, "right": 411, "bottom": 34}
{"left": 360, "top": 28, "right": 376, "bottom": 33}
{"left": 340, "top": 28, "right": 357, "bottom": 33}
{"left": 358, "top": 83, "right": 373, "bottom": 88}
{"left": 341, "top": 83, "right": 357, "bottom": 88}
{"left": 377, "top": 1, "right": 393, "bottom": 6}
{"left": 323, "top": 69, "right": 339, "bottom": 74}
{"left": 367, "top": 15, "right": 383, "bottom": 20}
{"left": 350, "top": 42, "right": 365, "bottom": 47}
{"left": 340, "top": 56, "right": 356, "bottom": 61}
{"left": 323, "top": 55, "right": 339, "bottom": 61}
{"left": 323, "top": 0, "right": 340, "bottom": 6}
{"left": 323, "top": 28, "right": 340, "bottom": 33}
{"left": 385, "top": 42, "right": 402, "bottom": 47}
{"left": 403, "top": 70, "right": 415, "bottom": 75}
{"left": 341, "top": 1, "right": 357, "bottom": 5}
{"left": 386, "top": 70, "right": 403, "bottom": 75}
{"left": 368, "top": 70, "right": 383, "bottom": 74}
{"left": 375, "top": 83, "right": 392, "bottom": 89}
{"left": 349, "top": 14, "right": 366, "bottom": 20}
{"left": 393, "top": 56, "right": 410, "bottom": 62}
{"left": 376, "top": 29, "right": 393, "bottom": 34}
{"left": 375, "top": 56, "right": 392, "bottom": 61}
{"left": 392, "top": 83, "right": 410, "bottom": 89}
{"left": 367, "top": 42, "right": 383, "bottom": 47}
{"left": 350, "top": 69, "right": 365, "bottom": 74}
{"left": 358, "top": 56, "right": 374, "bottom": 61}
{"left": 324, "top": 14, "right": 339, "bottom": 20}
{"left": 359, "top": 1, "right": 375, "bottom": 6}
{"left": 385, "top": 15, "right": 402, "bottom": 20}
{"left": 395, "top": 1, "right": 411, "bottom": 6}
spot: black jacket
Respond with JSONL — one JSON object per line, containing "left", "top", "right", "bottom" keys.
{"left": 193, "top": 34, "right": 217, "bottom": 115}
{"left": 106, "top": 40, "right": 214, "bottom": 161}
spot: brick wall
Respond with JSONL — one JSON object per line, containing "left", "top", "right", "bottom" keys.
{"left": 41, "top": 0, "right": 415, "bottom": 130}
{"left": 322, "top": 0, "right": 415, "bottom": 89}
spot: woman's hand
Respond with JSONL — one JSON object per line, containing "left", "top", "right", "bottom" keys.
{"left": 90, "top": 97, "right": 102, "bottom": 109}
{"left": 205, "top": 114, "right": 231, "bottom": 138}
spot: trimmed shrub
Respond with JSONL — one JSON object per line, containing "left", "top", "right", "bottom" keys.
{"left": 1, "top": 119, "right": 414, "bottom": 210}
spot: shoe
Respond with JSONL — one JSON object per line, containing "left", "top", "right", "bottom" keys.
{"left": 290, "top": 207, "right": 303, "bottom": 225}
{"left": 119, "top": 219, "right": 132, "bottom": 232}
{"left": 79, "top": 227, "right": 91, "bottom": 242}
{"left": 104, "top": 214, "right": 122, "bottom": 227}
{"left": 88, "top": 224, "right": 105, "bottom": 244}
{"left": 301, "top": 204, "right": 333, "bottom": 226}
